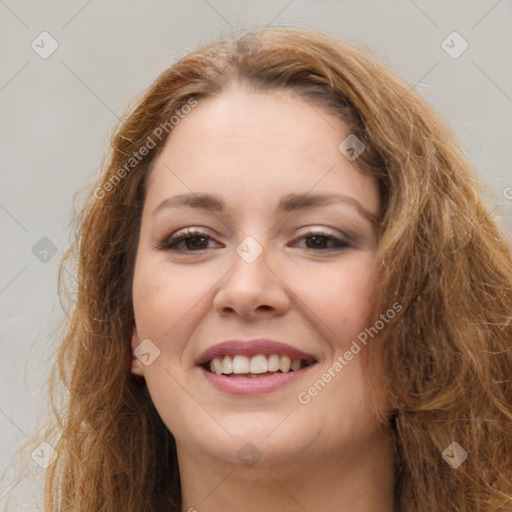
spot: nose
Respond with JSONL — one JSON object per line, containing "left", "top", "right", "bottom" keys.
{"left": 213, "top": 240, "right": 290, "bottom": 320}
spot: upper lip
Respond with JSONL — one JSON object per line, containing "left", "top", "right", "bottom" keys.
{"left": 195, "top": 339, "right": 318, "bottom": 366}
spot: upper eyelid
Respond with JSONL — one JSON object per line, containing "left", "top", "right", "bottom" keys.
{"left": 162, "top": 227, "right": 351, "bottom": 250}
{"left": 168, "top": 225, "right": 346, "bottom": 240}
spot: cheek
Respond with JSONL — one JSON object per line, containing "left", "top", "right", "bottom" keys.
{"left": 292, "top": 255, "right": 377, "bottom": 348}
{"left": 132, "top": 258, "right": 208, "bottom": 341}
{"left": 133, "top": 250, "right": 377, "bottom": 357}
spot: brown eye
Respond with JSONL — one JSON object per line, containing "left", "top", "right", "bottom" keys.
{"left": 158, "top": 228, "right": 351, "bottom": 253}
{"left": 293, "top": 231, "right": 351, "bottom": 251}
{"left": 159, "top": 229, "right": 220, "bottom": 252}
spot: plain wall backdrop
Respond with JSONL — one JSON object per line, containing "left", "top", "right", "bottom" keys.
{"left": 1, "top": 0, "right": 511, "bottom": 508}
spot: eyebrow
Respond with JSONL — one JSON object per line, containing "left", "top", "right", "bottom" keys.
{"left": 151, "top": 192, "right": 377, "bottom": 223}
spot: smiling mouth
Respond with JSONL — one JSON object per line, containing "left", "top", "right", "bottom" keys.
{"left": 204, "top": 354, "right": 317, "bottom": 377}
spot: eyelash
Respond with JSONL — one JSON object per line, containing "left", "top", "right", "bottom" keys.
{"left": 158, "top": 228, "right": 351, "bottom": 253}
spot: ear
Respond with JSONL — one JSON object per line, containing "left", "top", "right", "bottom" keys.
{"left": 130, "top": 325, "right": 145, "bottom": 377}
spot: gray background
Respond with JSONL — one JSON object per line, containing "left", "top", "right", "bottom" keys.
{"left": 1, "top": 0, "right": 511, "bottom": 508}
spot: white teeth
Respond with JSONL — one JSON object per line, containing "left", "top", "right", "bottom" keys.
{"left": 291, "top": 359, "right": 301, "bottom": 371}
{"left": 280, "top": 355, "right": 291, "bottom": 372}
{"left": 221, "top": 355, "right": 233, "bottom": 374}
{"left": 249, "top": 354, "right": 268, "bottom": 374}
{"left": 210, "top": 357, "right": 222, "bottom": 375}
{"left": 268, "top": 354, "right": 280, "bottom": 372}
{"left": 233, "top": 355, "right": 250, "bottom": 374}
{"left": 208, "top": 354, "right": 313, "bottom": 376}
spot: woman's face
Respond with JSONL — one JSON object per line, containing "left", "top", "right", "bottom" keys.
{"left": 131, "top": 86, "right": 387, "bottom": 472}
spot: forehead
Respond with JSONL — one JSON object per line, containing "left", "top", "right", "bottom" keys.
{"left": 144, "top": 86, "right": 379, "bottom": 218}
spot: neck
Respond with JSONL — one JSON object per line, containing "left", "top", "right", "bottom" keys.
{"left": 178, "top": 431, "right": 395, "bottom": 512}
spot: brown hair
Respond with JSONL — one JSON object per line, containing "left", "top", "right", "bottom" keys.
{"left": 11, "top": 27, "right": 512, "bottom": 511}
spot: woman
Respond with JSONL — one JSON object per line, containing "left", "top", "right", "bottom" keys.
{"left": 30, "top": 27, "right": 512, "bottom": 511}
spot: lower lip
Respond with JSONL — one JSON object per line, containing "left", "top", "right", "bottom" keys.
{"left": 200, "top": 365, "right": 316, "bottom": 395}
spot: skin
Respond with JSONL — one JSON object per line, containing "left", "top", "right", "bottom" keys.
{"left": 131, "top": 86, "right": 394, "bottom": 512}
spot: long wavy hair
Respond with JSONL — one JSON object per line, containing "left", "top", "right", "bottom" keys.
{"left": 11, "top": 27, "right": 512, "bottom": 511}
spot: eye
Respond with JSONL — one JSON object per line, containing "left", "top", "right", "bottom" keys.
{"left": 291, "top": 230, "right": 351, "bottom": 251}
{"left": 158, "top": 228, "right": 221, "bottom": 252}
{"left": 158, "top": 228, "right": 351, "bottom": 253}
